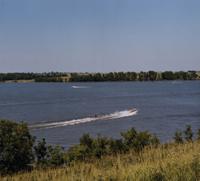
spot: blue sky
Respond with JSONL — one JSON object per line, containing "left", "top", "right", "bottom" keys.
{"left": 0, "top": 0, "right": 200, "bottom": 72}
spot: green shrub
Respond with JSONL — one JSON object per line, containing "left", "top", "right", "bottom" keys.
{"left": 80, "top": 133, "right": 94, "bottom": 151}
{"left": 150, "top": 134, "right": 160, "bottom": 146}
{"left": 0, "top": 120, "right": 35, "bottom": 174}
{"left": 34, "top": 138, "right": 49, "bottom": 166}
{"left": 92, "top": 135, "right": 110, "bottom": 158}
{"left": 109, "top": 139, "right": 126, "bottom": 154}
{"left": 34, "top": 138, "right": 65, "bottom": 167}
{"left": 65, "top": 128, "right": 160, "bottom": 163}
{"left": 184, "top": 125, "right": 193, "bottom": 142}
{"left": 66, "top": 145, "right": 88, "bottom": 162}
{"left": 197, "top": 129, "right": 200, "bottom": 141}
{"left": 174, "top": 130, "right": 184, "bottom": 144}
{"left": 47, "top": 145, "right": 65, "bottom": 166}
{"left": 121, "top": 127, "right": 159, "bottom": 152}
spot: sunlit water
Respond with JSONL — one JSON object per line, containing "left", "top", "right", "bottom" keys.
{"left": 0, "top": 81, "right": 199, "bottom": 148}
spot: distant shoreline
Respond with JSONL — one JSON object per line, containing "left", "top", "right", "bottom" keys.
{"left": 1, "top": 79, "right": 200, "bottom": 84}
{"left": 0, "top": 71, "right": 200, "bottom": 83}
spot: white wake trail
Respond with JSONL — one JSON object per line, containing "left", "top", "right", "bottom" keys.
{"left": 72, "top": 86, "right": 89, "bottom": 89}
{"left": 29, "top": 108, "right": 138, "bottom": 130}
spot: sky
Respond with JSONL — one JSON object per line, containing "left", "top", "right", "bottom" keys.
{"left": 0, "top": 0, "right": 200, "bottom": 72}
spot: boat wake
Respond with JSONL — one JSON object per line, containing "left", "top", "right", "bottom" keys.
{"left": 29, "top": 108, "right": 138, "bottom": 130}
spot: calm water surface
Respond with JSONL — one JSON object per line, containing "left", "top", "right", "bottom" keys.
{"left": 0, "top": 81, "right": 199, "bottom": 148}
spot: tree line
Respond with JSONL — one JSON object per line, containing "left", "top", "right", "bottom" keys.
{"left": 0, "top": 72, "right": 68, "bottom": 82}
{"left": 0, "top": 120, "right": 199, "bottom": 175}
{"left": 69, "top": 71, "right": 199, "bottom": 82}
{"left": 0, "top": 71, "right": 199, "bottom": 82}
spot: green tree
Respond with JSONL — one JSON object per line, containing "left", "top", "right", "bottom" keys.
{"left": 197, "top": 129, "right": 200, "bottom": 141}
{"left": 148, "top": 71, "right": 157, "bottom": 81}
{"left": 80, "top": 133, "right": 93, "bottom": 150}
{"left": 138, "top": 71, "right": 145, "bottom": 81}
{"left": 121, "top": 127, "right": 137, "bottom": 147}
{"left": 184, "top": 125, "right": 193, "bottom": 142}
{"left": 173, "top": 130, "right": 184, "bottom": 144}
{"left": 121, "top": 127, "right": 159, "bottom": 152}
{"left": 109, "top": 139, "right": 126, "bottom": 154}
{"left": 0, "top": 120, "right": 35, "bottom": 174}
{"left": 93, "top": 135, "right": 110, "bottom": 158}
{"left": 66, "top": 145, "right": 88, "bottom": 162}
{"left": 162, "top": 71, "right": 175, "bottom": 80}
{"left": 34, "top": 138, "right": 49, "bottom": 166}
{"left": 34, "top": 139, "right": 65, "bottom": 167}
{"left": 47, "top": 145, "right": 65, "bottom": 167}
{"left": 130, "top": 72, "right": 137, "bottom": 81}
{"left": 150, "top": 134, "right": 160, "bottom": 146}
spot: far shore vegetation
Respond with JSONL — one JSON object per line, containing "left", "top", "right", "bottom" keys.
{"left": 1, "top": 120, "right": 200, "bottom": 180}
{"left": 0, "top": 70, "right": 200, "bottom": 83}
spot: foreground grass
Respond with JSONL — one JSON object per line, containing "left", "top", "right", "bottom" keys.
{"left": 2, "top": 141, "right": 200, "bottom": 181}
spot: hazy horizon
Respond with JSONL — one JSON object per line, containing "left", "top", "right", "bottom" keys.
{"left": 0, "top": 0, "right": 200, "bottom": 72}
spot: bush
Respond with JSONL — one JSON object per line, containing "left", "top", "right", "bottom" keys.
{"left": 184, "top": 125, "right": 193, "bottom": 142}
{"left": 34, "top": 138, "right": 49, "bottom": 166}
{"left": 66, "top": 145, "right": 88, "bottom": 162}
{"left": 92, "top": 135, "right": 110, "bottom": 158}
{"left": 80, "top": 133, "right": 93, "bottom": 150}
{"left": 121, "top": 127, "right": 137, "bottom": 147}
{"left": 121, "top": 128, "right": 159, "bottom": 152}
{"left": 174, "top": 130, "right": 184, "bottom": 144}
{"left": 197, "top": 129, "right": 200, "bottom": 141}
{"left": 0, "top": 120, "right": 35, "bottom": 174}
{"left": 47, "top": 145, "right": 65, "bottom": 166}
{"left": 65, "top": 128, "right": 160, "bottom": 163}
{"left": 34, "top": 139, "right": 65, "bottom": 167}
{"left": 109, "top": 139, "right": 126, "bottom": 154}
{"left": 150, "top": 134, "right": 160, "bottom": 146}
{"left": 67, "top": 134, "right": 114, "bottom": 161}
{"left": 66, "top": 134, "right": 94, "bottom": 162}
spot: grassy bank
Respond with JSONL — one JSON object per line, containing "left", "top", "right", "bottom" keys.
{"left": 2, "top": 141, "right": 200, "bottom": 181}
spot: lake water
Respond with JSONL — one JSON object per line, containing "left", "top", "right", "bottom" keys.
{"left": 0, "top": 81, "right": 199, "bottom": 148}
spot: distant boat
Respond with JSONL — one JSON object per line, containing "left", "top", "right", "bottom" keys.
{"left": 129, "top": 108, "right": 137, "bottom": 113}
{"left": 72, "top": 86, "right": 80, "bottom": 88}
{"left": 72, "top": 85, "right": 89, "bottom": 89}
